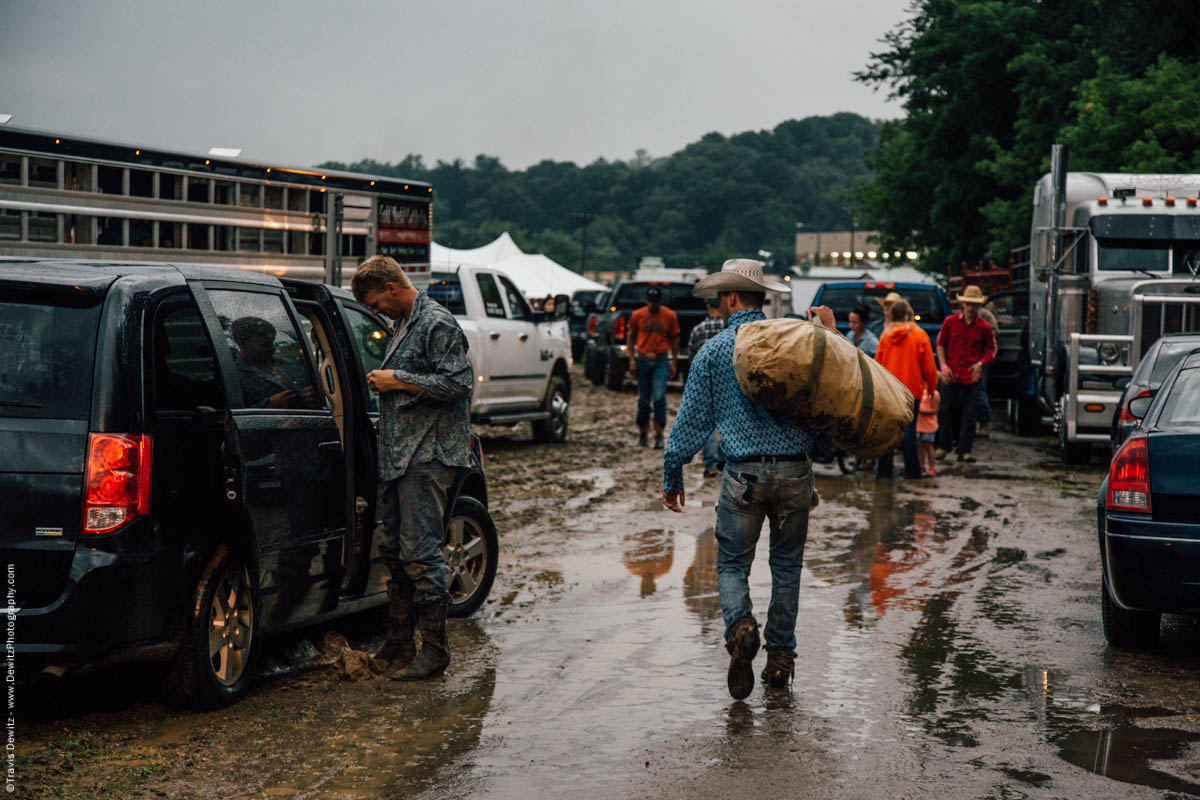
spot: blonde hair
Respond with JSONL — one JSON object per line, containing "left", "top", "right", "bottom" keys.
{"left": 889, "top": 299, "right": 914, "bottom": 323}
{"left": 351, "top": 255, "right": 412, "bottom": 300}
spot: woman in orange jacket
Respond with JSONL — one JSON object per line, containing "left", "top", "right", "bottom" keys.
{"left": 874, "top": 300, "right": 938, "bottom": 478}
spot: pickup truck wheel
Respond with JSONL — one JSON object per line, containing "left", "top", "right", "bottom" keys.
{"left": 160, "top": 545, "right": 260, "bottom": 709}
{"left": 532, "top": 376, "right": 569, "bottom": 443}
{"left": 443, "top": 496, "right": 498, "bottom": 618}
{"left": 585, "top": 346, "right": 605, "bottom": 385}
{"left": 605, "top": 350, "right": 627, "bottom": 391}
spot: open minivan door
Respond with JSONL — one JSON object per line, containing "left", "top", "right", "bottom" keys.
{"left": 280, "top": 279, "right": 380, "bottom": 600}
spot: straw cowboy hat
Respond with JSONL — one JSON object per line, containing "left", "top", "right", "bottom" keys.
{"left": 875, "top": 291, "right": 904, "bottom": 307}
{"left": 692, "top": 259, "right": 791, "bottom": 299}
{"left": 956, "top": 285, "right": 987, "bottom": 304}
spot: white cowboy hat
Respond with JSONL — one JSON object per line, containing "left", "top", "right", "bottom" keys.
{"left": 693, "top": 259, "right": 791, "bottom": 299}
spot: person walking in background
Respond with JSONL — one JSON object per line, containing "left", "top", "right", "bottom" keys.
{"left": 628, "top": 286, "right": 680, "bottom": 449}
{"left": 917, "top": 386, "right": 940, "bottom": 476}
{"left": 868, "top": 291, "right": 903, "bottom": 338}
{"left": 873, "top": 299, "right": 938, "bottom": 479}
{"left": 845, "top": 304, "right": 879, "bottom": 357}
{"left": 688, "top": 296, "right": 726, "bottom": 476}
{"left": 935, "top": 285, "right": 997, "bottom": 462}
{"left": 974, "top": 302, "right": 999, "bottom": 438}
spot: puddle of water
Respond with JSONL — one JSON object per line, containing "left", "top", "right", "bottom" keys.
{"left": 1054, "top": 706, "right": 1200, "bottom": 795}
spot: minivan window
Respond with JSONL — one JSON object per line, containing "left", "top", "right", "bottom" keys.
{"left": 0, "top": 298, "right": 101, "bottom": 420}
{"left": 152, "top": 295, "right": 224, "bottom": 412}
{"left": 207, "top": 289, "right": 321, "bottom": 411}
{"left": 343, "top": 305, "right": 389, "bottom": 414}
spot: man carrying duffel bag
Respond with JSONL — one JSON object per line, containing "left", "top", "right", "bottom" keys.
{"left": 661, "top": 258, "right": 830, "bottom": 700}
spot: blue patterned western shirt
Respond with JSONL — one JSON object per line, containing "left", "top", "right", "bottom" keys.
{"left": 663, "top": 309, "right": 815, "bottom": 492}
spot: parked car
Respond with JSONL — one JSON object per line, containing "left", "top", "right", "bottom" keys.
{"left": 583, "top": 280, "right": 709, "bottom": 390}
{"left": 810, "top": 280, "right": 951, "bottom": 341}
{"left": 1097, "top": 347, "right": 1200, "bottom": 649}
{"left": 568, "top": 288, "right": 607, "bottom": 361}
{"left": 1110, "top": 332, "right": 1200, "bottom": 448}
{"left": 429, "top": 268, "right": 572, "bottom": 442}
{"left": 2, "top": 259, "right": 498, "bottom": 708}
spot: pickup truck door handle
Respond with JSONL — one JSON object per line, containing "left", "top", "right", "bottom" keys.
{"left": 518, "top": 333, "right": 529, "bottom": 342}
{"left": 490, "top": 332, "right": 501, "bottom": 340}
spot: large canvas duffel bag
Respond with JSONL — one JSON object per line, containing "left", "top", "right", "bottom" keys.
{"left": 733, "top": 318, "right": 914, "bottom": 457}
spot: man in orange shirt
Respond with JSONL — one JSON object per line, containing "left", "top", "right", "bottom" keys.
{"left": 628, "top": 286, "right": 680, "bottom": 448}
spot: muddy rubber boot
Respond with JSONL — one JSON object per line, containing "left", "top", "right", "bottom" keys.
{"left": 393, "top": 596, "right": 450, "bottom": 681}
{"left": 725, "top": 617, "right": 760, "bottom": 700}
{"left": 760, "top": 651, "right": 795, "bottom": 690}
{"left": 374, "top": 581, "right": 416, "bottom": 674}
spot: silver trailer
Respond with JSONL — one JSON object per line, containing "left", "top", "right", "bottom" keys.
{"left": 1016, "top": 145, "right": 1200, "bottom": 461}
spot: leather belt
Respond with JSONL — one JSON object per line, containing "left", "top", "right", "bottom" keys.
{"left": 727, "top": 454, "right": 809, "bottom": 464}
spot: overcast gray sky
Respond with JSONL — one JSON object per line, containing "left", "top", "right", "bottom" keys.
{"left": 1, "top": 0, "right": 910, "bottom": 170}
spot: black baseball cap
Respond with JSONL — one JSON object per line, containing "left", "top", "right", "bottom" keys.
{"left": 646, "top": 287, "right": 663, "bottom": 300}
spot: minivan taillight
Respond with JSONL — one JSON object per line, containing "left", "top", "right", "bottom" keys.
{"left": 83, "top": 433, "right": 153, "bottom": 534}
{"left": 614, "top": 316, "right": 626, "bottom": 343}
{"left": 1107, "top": 435, "right": 1151, "bottom": 513}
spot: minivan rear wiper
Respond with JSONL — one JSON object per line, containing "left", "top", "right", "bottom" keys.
{"left": 0, "top": 399, "right": 41, "bottom": 408}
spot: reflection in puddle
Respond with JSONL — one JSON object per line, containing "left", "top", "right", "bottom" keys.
{"left": 621, "top": 527, "right": 675, "bottom": 596}
{"left": 1053, "top": 706, "right": 1200, "bottom": 795}
{"left": 683, "top": 527, "right": 721, "bottom": 629}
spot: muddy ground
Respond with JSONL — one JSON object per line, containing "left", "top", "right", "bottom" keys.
{"left": 17, "top": 369, "right": 1200, "bottom": 799}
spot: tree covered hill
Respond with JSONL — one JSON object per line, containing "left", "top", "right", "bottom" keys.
{"left": 321, "top": 113, "right": 883, "bottom": 273}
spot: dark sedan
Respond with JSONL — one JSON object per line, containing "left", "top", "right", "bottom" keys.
{"left": 1111, "top": 332, "right": 1200, "bottom": 447}
{"left": 1098, "top": 348, "right": 1200, "bottom": 649}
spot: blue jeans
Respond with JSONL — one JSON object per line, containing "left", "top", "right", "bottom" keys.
{"left": 378, "top": 461, "right": 453, "bottom": 605}
{"left": 702, "top": 430, "right": 723, "bottom": 471}
{"left": 714, "top": 459, "right": 813, "bottom": 659}
{"left": 877, "top": 397, "right": 921, "bottom": 478}
{"left": 976, "top": 365, "right": 992, "bottom": 424}
{"left": 636, "top": 356, "right": 670, "bottom": 429}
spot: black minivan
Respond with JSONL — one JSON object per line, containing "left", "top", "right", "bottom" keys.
{"left": 1, "top": 259, "right": 497, "bottom": 707}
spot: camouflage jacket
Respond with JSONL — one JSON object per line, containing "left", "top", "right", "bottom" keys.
{"left": 378, "top": 291, "right": 473, "bottom": 481}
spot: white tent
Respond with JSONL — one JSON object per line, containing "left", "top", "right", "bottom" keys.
{"left": 430, "top": 232, "right": 607, "bottom": 299}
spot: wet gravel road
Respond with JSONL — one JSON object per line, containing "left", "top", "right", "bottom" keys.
{"left": 19, "top": 372, "right": 1200, "bottom": 799}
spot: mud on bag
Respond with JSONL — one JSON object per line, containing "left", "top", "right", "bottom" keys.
{"left": 733, "top": 318, "right": 914, "bottom": 458}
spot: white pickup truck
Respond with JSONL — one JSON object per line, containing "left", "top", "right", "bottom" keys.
{"left": 428, "top": 266, "right": 572, "bottom": 442}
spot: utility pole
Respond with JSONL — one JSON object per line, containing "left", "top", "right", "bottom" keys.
{"left": 575, "top": 212, "right": 594, "bottom": 274}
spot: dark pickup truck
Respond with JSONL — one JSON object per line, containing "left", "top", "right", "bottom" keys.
{"left": 582, "top": 280, "right": 709, "bottom": 389}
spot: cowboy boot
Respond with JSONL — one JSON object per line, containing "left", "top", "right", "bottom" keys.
{"left": 760, "top": 651, "right": 795, "bottom": 690}
{"left": 725, "top": 617, "right": 760, "bottom": 700}
{"left": 393, "top": 596, "right": 450, "bottom": 681}
{"left": 374, "top": 580, "right": 416, "bottom": 673}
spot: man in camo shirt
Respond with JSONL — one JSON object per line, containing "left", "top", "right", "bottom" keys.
{"left": 353, "top": 255, "right": 473, "bottom": 681}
